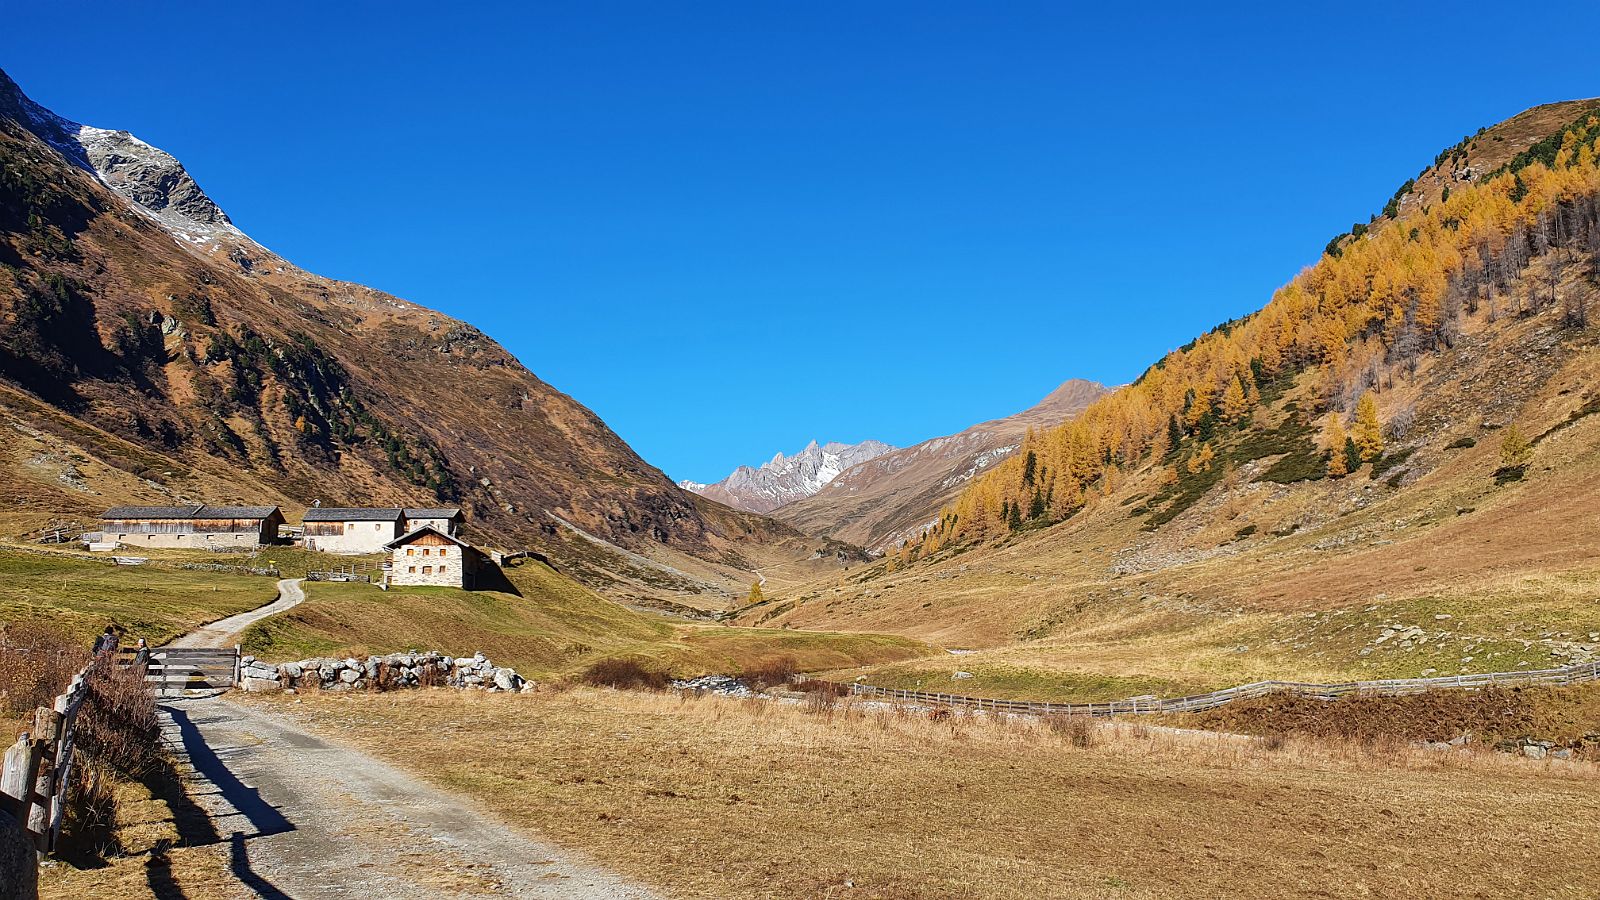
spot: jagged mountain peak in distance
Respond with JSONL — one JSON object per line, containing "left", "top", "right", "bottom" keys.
{"left": 772, "top": 379, "right": 1108, "bottom": 550}
{"left": 679, "top": 439, "right": 895, "bottom": 514}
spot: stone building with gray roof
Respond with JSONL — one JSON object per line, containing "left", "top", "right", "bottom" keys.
{"left": 98, "top": 505, "right": 285, "bottom": 549}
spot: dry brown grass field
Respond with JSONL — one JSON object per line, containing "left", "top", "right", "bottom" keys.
{"left": 243, "top": 687, "right": 1600, "bottom": 899}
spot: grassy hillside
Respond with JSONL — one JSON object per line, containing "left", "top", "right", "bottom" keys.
{"left": 240, "top": 558, "right": 929, "bottom": 678}
{"left": 0, "top": 546, "right": 275, "bottom": 647}
{"left": 746, "top": 102, "right": 1600, "bottom": 702}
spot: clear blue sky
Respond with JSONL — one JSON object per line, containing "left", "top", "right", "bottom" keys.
{"left": 6, "top": 3, "right": 1599, "bottom": 483}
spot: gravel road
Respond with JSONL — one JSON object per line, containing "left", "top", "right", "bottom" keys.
{"left": 168, "top": 578, "right": 306, "bottom": 649}
{"left": 159, "top": 697, "right": 656, "bottom": 898}
{"left": 155, "top": 580, "right": 658, "bottom": 897}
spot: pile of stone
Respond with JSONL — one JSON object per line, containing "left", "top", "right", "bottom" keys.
{"left": 671, "top": 674, "right": 755, "bottom": 698}
{"left": 239, "top": 650, "right": 531, "bottom": 694}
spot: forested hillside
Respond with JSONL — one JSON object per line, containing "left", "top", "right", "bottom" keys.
{"left": 912, "top": 100, "right": 1600, "bottom": 555}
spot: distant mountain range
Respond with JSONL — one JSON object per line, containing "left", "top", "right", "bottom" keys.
{"left": 680, "top": 440, "right": 895, "bottom": 514}
{"left": 772, "top": 380, "right": 1107, "bottom": 550}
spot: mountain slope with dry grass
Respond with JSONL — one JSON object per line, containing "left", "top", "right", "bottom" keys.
{"left": 0, "top": 68, "right": 845, "bottom": 604}
{"left": 744, "top": 100, "right": 1600, "bottom": 701}
{"left": 773, "top": 379, "right": 1106, "bottom": 551}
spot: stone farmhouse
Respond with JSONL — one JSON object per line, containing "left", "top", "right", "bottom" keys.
{"left": 98, "top": 505, "right": 286, "bottom": 549}
{"left": 384, "top": 525, "right": 486, "bottom": 589}
{"left": 301, "top": 507, "right": 463, "bottom": 555}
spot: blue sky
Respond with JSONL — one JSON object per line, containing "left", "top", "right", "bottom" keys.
{"left": 6, "top": 3, "right": 1600, "bottom": 483}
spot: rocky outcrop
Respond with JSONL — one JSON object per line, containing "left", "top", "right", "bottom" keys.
{"left": 239, "top": 651, "right": 530, "bottom": 694}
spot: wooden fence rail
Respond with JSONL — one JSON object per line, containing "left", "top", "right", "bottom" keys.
{"left": 812, "top": 659, "right": 1600, "bottom": 718}
{"left": 118, "top": 647, "right": 241, "bottom": 695}
{"left": 0, "top": 664, "right": 91, "bottom": 854}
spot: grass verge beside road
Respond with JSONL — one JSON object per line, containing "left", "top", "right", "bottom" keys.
{"left": 0, "top": 547, "right": 274, "bottom": 647}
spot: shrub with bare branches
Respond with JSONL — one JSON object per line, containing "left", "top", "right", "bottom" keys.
{"left": 0, "top": 623, "right": 89, "bottom": 729}
{"left": 740, "top": 656, "right": 798, "bottom": 690}
{"left": 581, "top": 657, "right": 670, "bottom": 691}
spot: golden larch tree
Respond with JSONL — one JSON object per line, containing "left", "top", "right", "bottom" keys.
{"left": 1353, "top": 392, "right": 1384, "bottom": 462}
{"left": 1500, "top": 424, "right": 1533, "bottom": 470}
{"left": 1326, "top": 414, "right": 1349, "bottom": 477}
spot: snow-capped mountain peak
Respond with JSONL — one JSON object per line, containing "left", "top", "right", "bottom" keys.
{"left": 679, "top": 439, "right": 895, "bottom": 514}
{"left": 0, "top": 68, "right": 253, "bottom": 249}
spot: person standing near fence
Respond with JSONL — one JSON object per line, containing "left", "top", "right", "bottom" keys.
{"left": 91, "top": 626, "right": 119, "bottom": 658}
{"left": 131, "top": 638, "right": 150, "bottom": 678}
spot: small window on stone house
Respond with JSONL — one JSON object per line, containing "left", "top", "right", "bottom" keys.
{"left": 406, "top": 547, "right": 415, "bottom": 556}
{"left": 422, "top": 565, "right": 433, "bottom": 575}
{"left": 407, "top": 566, "right": 416, "bottom": 574}
{"left": 439, "top": 565, "right": 448, "bottom": 575}
{"left": 439, "top": 548, "right": 448, "bottom": 558}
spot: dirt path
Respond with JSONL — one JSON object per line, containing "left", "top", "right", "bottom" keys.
{"left": 153, "top": 581, "right": 659, "bottom": 898}
{"left": 158, "top": 696, "right": 656, "bottom": 899}
{"left": 169, "top": 578, "right": 305, "bottom": 648}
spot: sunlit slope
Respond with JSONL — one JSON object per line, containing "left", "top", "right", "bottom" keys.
{"left": 743, "top": 101, "right": 1600, "bottom": 699}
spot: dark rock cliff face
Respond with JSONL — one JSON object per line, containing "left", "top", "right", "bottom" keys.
{"left": 0, "top": 67, "right": 819, "bottom": 581}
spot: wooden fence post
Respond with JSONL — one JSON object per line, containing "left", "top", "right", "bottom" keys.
{"left": 0, "top": 734, "right": 40, "bottom": 832}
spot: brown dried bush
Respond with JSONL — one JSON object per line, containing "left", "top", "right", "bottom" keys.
{"left": 0, "top": 623, "right": 88, "bottom": 728}
{"left": 581, "top": 657, "right": 669, "bottom": 691}
{"left": 740, "top": 655, "right": 798, "bottom": 690}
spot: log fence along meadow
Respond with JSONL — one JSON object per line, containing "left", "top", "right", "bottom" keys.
{"left": 815, "top": 660, "right": 1600, "bottom": 717}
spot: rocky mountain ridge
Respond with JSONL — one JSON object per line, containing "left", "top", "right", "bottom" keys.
{"left": 774, "top": 379, "right": 1107, "bottom": 550}
{"left": 680, "top": 439, "right": 895, "bottom": 514}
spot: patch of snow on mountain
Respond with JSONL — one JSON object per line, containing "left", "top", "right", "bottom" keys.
{"left": 681, "top": 439, "right": 896, "bottom": 514}
{"left": 0, "top": 70, "right": 257, "bottom": 250}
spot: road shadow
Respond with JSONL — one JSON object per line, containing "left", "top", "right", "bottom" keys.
{"left": 162, "top": 703, "right": 297, "bottom": 898}
{"left": 163, "top": 705, "right": 294, "bottom": 840}
{"left": 230, "top": 831, "right": 296, "bottom": 899}
{"left": 143, "top": 838, "right": 186, "bottom": 900}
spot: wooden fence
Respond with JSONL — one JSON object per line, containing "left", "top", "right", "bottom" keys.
{"left": 819, "top": 659, "right": 1600, "bottom": 717}
{"left": 120, "top": 647, "right": 241, "bottom": 695}
{"left": 0, "top": 666, "right": 90, "bottom": 853}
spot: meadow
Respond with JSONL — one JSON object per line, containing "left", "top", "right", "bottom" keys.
{"left": 249, "top": 686, "right": 1600, "bottom": 899}
{"left": 239, "top": 558, "right": 929, "bottom": 680}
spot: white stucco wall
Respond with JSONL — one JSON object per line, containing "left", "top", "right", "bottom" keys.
{"left": 305, "top": 520, "right": 401, "bottom": 554}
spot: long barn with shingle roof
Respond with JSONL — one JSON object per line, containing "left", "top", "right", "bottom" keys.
{"left": 99, "top": 505, "right": 285, "bottom": 549}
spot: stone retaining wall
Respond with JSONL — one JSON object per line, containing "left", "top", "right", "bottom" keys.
{"left": 239, "top": 651, "right": 529, "bottom": 694}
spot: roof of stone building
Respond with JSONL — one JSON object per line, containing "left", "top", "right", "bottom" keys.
{"left": 102, "top": 505, "right": 281, "bottom": 520}
{"left": 302, "top": 507, "right": 406, "bottom": 522}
